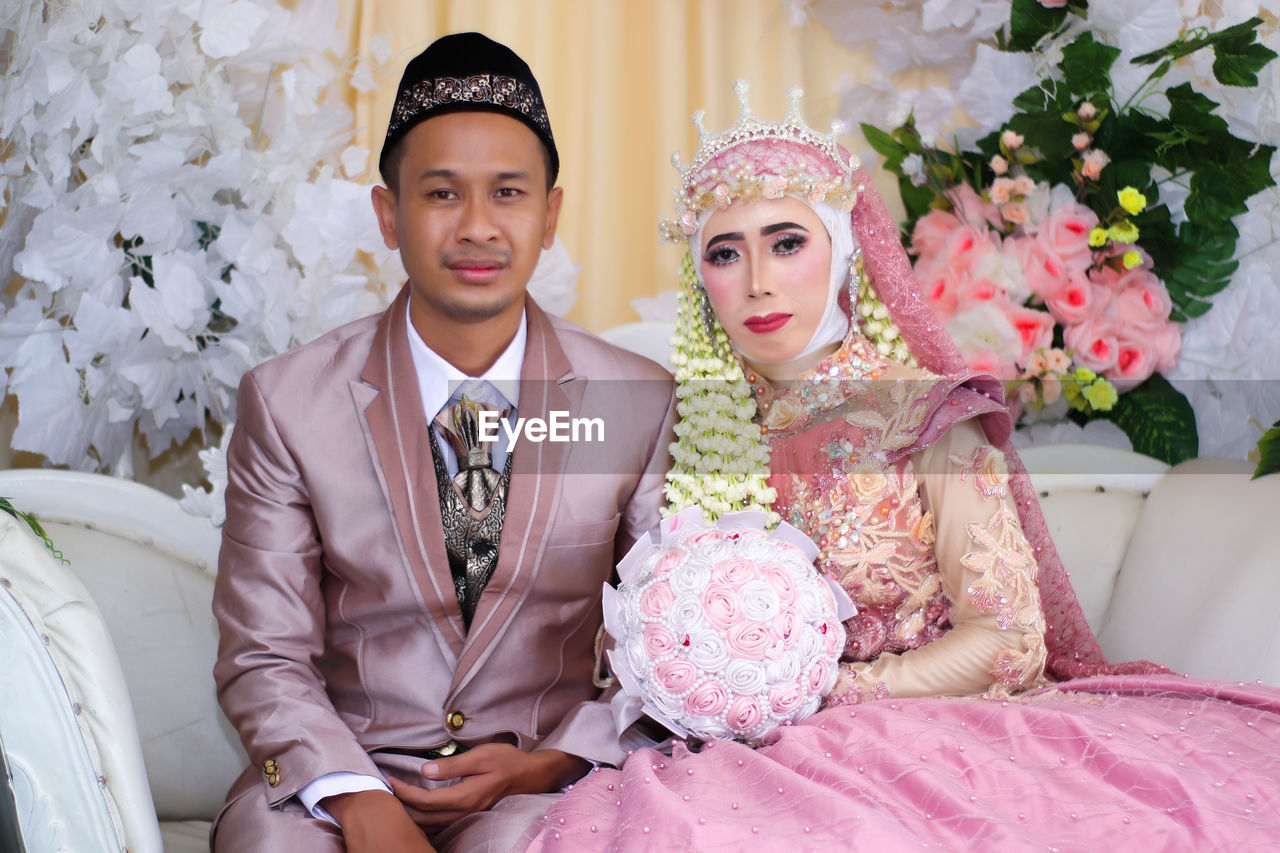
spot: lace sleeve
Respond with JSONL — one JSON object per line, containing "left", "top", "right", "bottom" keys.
{"left": 826, "top": 421, "right": 1047, "bottom": 704}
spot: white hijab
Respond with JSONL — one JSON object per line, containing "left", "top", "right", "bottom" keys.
{"left": 693, "top": 196, "right": 855, "bottom": 364}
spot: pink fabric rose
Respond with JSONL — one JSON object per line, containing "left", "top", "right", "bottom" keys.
{"left": 643, "top": 622, "right": 679, "bottom": 658}
{"left": 951, "top": 182, "right": 1002, "bottom": 228}
{"left": 654, "top": 659, "right": 699, "bottom": 694}
{"left": 806, "top": 658, "right": 833, "bottom": 694}
{"left": 726, "top": 695, "right": 764, "bottom": 734}
{"left": 1103, "top": 331, "right": 1158, "bottom": 390}
{"left": 915, "top": 257, "right": 963, "bottom": 319}
{"left": 1115, "top": 276, "right": 1173, "bottom": 329}
{"left": 1016, "top": 238, "right": 1071, "bottom": 301}
{"left": 1064, "top": 315, "right": 1120, "bottom": 372}
{"left": 956, "top": 274, "right": 1005, "bottom": 306}
{"left": 684, "top": 679, "right": 729, "bottom": 717}
{"left": 760, "top": 565, "right": 797, "bottom": 605}
{"left": 1149, "top": 322, "right": 1182, "bottom": 374}
{"left": 653, "top": 549, "right": 686, "bottom": 576}
{"left": 773, "top": 608, "right": 799, "bottom": 647}
{"left": 640, "top": 580, "right": 675, "bottom": 617}
{"left": 1047, "top": 274, "right": 1110, "bottom": 325}
{"left": 911, "top": 209, "right": 961, "bottom": 258}
{"left": 712, "top": 557, "right": 758, "bottom": 588}
{"left": 1038, "top": 204, "right": 1098, "bottom": 272}
{"left": 769, "top": 682, "right": 806, "bottom": 715}
{"left": 725, "top": 621, "right": 777, "bottom": 660}
{"left": 944, "top": 224, "right": 997, "bottom": 275}
{"left": 1002, "top": 303, "right": 1055, "bottom": 363}
{"left": 701, "top": 583, "right": 742, "bottom": 630}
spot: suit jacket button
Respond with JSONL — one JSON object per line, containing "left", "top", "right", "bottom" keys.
{"left": 446, "top": 710, "right": 465, "bottom": 731}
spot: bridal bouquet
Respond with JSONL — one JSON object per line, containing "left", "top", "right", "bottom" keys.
{"left": 604, "top": 507, "right": 853, "bottom": 744}
{"left": 862, "top": 4, "right": 1276, "bottom": 465}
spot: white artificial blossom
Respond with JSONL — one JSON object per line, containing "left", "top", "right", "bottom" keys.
{"left": 0, "top": 0, "right": 584, "bottom": 481}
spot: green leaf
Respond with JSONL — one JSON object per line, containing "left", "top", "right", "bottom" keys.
{"left": 1059, "top": 32, "right": 1121, "bottom": 97}
{"left": 861, "top": 123, "right": 906, "bottom": 163}
{"left": 1008, "top": 0, "right": 1068, "bottom": 52}
{"left": 1132, "top": 16, "right": 1267, "bottom": 66}
{"left": 1253, "top": 421, "right": 1280, "bottom": 479}
{"left": 1212, "top": 29, "right": 1278, "bottom": 86}
{"left": 1160, "top": 221, "right": 1239, "bottom": 320}
{"left": 1099, "top": 374, "right": 1199, "bottom": 466}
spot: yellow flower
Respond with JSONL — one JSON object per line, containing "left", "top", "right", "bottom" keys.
{"left": 1088, "top": 227, "right": 1108, "bottom": 248}
{"left": 1122, "top": 250, "right": 1142, "bottom": 270}
{"left": 1117, "top": 186, "right": 1147, "bottom": 215}
{"left": 1108, "top": 220, "right": 1140, "bottom": 243}
{"left": 1082, "top": 379, "right": 1118, "bottom": 411}
{"left": 1073, "top": 366, "right": 1097, "bottom": 382}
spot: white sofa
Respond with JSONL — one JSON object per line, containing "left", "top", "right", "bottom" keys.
{"left": 2, "top": 445, "right": 1278, "bottom": 852}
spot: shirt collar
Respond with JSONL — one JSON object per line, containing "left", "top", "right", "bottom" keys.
{"left": 406, "top": 302, "right": 526, "bottom": 416}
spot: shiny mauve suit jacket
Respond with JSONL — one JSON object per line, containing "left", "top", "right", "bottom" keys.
{"left": 212, "top": 288, "right": 676, "bottom": 817}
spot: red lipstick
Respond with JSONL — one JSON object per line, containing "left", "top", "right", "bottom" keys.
{"left": 743, "top": 313, "right": 791, "bottom": 333}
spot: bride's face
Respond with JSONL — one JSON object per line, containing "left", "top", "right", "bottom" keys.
{"left": 698, "top": 196, "right": 832, "bottom": 368}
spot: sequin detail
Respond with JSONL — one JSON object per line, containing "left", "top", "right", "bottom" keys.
{"left": 949, "top": 445, "right": 1011, "bottom": 500}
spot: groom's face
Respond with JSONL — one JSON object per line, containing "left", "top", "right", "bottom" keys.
{"left": 373, "top": 111, "right": 563, "bottom": 328}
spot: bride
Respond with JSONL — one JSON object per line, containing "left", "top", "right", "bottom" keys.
{"left": 522, "top": 83, "right": 1280, "bottom": 851}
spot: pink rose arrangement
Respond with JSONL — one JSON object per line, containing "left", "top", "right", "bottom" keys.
{"left": 604, "top": 507, "right": 853, "bottom": 744}
{"left": 897, "top": 105, "right": 1182, "bottom": 424}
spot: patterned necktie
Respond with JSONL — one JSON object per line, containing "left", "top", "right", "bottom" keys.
{"left": 431, "top": 381, "right": 512, "bottom": 628}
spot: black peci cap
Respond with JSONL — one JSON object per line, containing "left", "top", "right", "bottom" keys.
{"left": 379, "top": 32, "right": 558, "bottom": 185}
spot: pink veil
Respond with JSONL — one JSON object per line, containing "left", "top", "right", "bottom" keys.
{"left": 848, "top": 166, "right": 1162, "bottom": 679}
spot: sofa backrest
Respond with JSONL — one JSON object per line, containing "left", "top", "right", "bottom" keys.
{"left": 1099, "top": 457, "right": 1280, "bottom": 685}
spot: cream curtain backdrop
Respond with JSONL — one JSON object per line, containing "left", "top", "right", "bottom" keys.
{"left": 326, "top": 0, "right": 893, "bottom": 333}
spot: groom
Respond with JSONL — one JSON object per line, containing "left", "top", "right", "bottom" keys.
{"left": 210, "top": 32, "right": 675, "bottom": 852}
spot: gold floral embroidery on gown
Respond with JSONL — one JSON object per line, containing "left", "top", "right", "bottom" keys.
{"left": 752, "top": 335, "right": 1046, "bottom": 703}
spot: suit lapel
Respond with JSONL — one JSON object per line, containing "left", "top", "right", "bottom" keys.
{"left": 356, "top": 289, "right": 468, "bottom": 659}
{"left": 448, "top": 299, "right": 579, "bottom": 696}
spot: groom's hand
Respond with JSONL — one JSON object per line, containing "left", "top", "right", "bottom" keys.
{"left": 387, "top": 744, "right": 589, "bottom": 830}
{"left": 322, "top": 789, "right": 437, "bottom": 853}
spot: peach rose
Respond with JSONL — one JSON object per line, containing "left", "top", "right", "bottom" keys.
{"left": 1045, "top": 348, "right": 1072, "bottom": 373}
{"left": 1017, "top": 382, "right": 1038, "bottom": 405}
{"left": 1002, "top": 303, "right": 1055, "bottom": 363}
{"left": 911, "top": 209, "right": 961, "bottom": 258}
{"left": 761, "top": 394, "right": 803, "bottom": 432}
{"left": 1103, "top": 331, "right": 1157, "bottom": 390}
{"left": 1038, "top": 203, "right": 1099, "bottom": 272}
{"left": 1041, "top": 374, "right": 1063, "bottom": 404}
{"left": 1047, "top": 274, "right": 1110, "bottom": 325}
{"left": 1000, "top": 201, "right": 1030, "bottom": 225}
{"left": 1063, "top": 314, "right": 1120, "bottom": 372}
{"left": 1013, "top": 175, "right": 1036, "bottom": 197}
{"left": 1072, "top": 132, "right": 1091, "bottom": 151}
{"left": 847, "top": 466, "right": 888, "bottom": 503}
{"left": 990, "top": 154, "right": 1009, "bottom": 175}
{"left": 684, "top": 679, "right": 729, "bottom": 716}
{"left": 1115, "top": 276, "right": 1173, "bottom": 329}
{"left": 1001, "top": 129, "right": 1025, "bottom": 151}
{"left": 989, "top": 177, "right": 1017, "bottom": 205}
{"left": 1081, "top": 149, "right": 1109, "bottom": 181}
